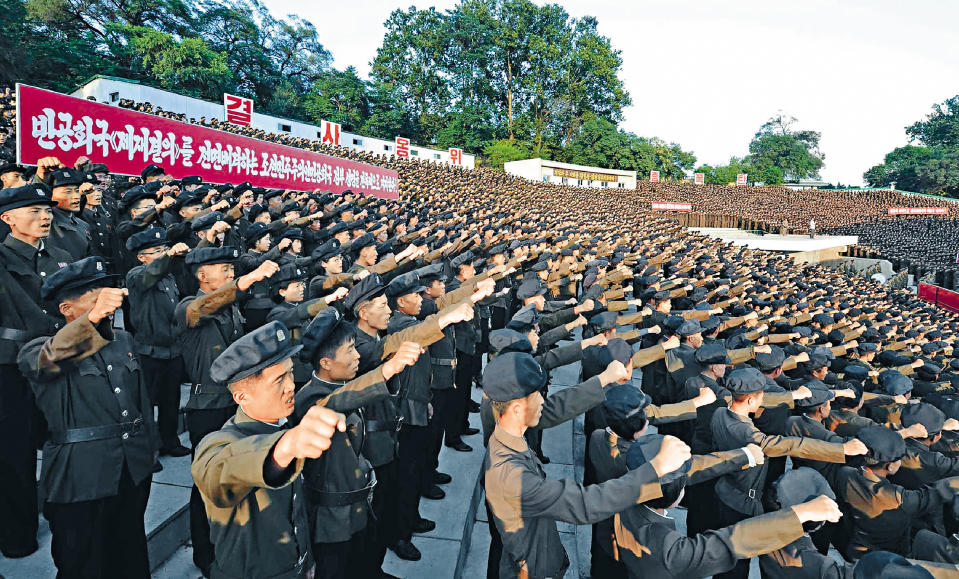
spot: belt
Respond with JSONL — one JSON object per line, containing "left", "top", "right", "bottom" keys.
{"left": 431, "top": 357, "right": 457, "bottom": 367}
{"left": 309, "top": 480, "right": 376, "bottom": 507}
{"left": 0, "top": 327, "right": 33, "bottom": 344}
{"left": 193, "top": 383, "right": 230, "bottom": 396}
{"left": 366, "top": 416, "right": 404, "bottom": 432}
{"left": 50, "top": 418, "right": 143, "bottom": 444}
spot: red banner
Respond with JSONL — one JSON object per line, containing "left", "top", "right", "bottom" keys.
{"left": 888, "top": 207, "right": 949, "bottom": 215}
{"left": 651, "top": 202, "right": 692, "bottom": 212}
{"left": 320, "top": 120, "right": 341, "bottom": 146}
{"left": 650, "top": 170, "right": 660, "bottom": 183}
{"left": 395, "top": 137, "right": 410, "bottom": 158}
{"left": 694, "top": 172, "right": 705, "bottom": 185}
{"left": 449, "top": 147, "right": 462, "bottom": 165}
{"left": 17, "top": 84, "right": 399, "bottom": 199}
{"left": 918, "top": 282, "right": 959, "bottom": 313}
{"left": 736, "top": 173, "right": 748, "bottom": 186}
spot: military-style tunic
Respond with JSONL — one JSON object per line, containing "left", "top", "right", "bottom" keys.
{"left": 293, "top": 369, "right": 391, "bottom": 544}
{"left": 48, "top": 207, "right": 91, "bottom": 260}
{"left": 175, "top": 281, "right": 245, "bottom": 410}
{"left": 485, "top": 424, "right": 664, "bottom": 578}
{"left": 126, "top": 252, "right": 181, "bottom": 359}
{"left": 18, "top": 317, "right": 156, "bottom": 503}
{"left": 192, "top": 407, "right": 313, "bottom": 579}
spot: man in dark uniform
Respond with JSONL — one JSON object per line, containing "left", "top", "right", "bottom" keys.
{"left": 238, "top": 222, "right": 290, "bottom": 331}
{"left": 0, "top": 183, "right": 70, "bottom": 559}
{"left": 79, "top": 172, "right": 117, "bottom": 263}
{"left": 193, "top": 321, "right": 344, "bottom": 579}
{"left": 294, "top": 308, "right": 422, "bottom": 579}
{"left": 611, "top": 437, "right": 842, "bottom": 579}
{"left": 125, "top": 227, "right": 191, "bottom": 457}
{"left": 711, "top": 367, "right": 868, "bottom": 578}
{"left": 483, "top": 351, "right": 690, "bottom": 579}
{"left": 46, "top": 168, "right": 92, "bottom": 260}
{"left": 18, "top": 257, "right": 157, "bottom": 578}
{"left": 175, "top": 246, "right": 279, "bottom": 575}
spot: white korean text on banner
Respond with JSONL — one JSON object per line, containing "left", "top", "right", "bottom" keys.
{"left": 18, "top": 84, "right": 399, "bottom": 199}
{"left": 651, "top": 202, "right": 692, "bottom": 212}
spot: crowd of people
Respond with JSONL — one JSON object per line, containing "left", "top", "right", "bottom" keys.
{"left": 2, "top": 84, "right": 959, "bottom": 579}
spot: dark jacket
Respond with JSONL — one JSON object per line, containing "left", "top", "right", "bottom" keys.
{"left": 125, "top": 253, "right": 181, "bottom": 358}
{"left": 18, "top": 318, "right": 157, "bottom": 503}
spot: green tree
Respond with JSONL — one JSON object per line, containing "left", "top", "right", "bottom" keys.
{"left": 483, "top": 139, "right": 531, "bottom": 169}
{"left": 304, "top": 67, "right": 371, "bottom": 132}
{"left": 907, "top": 95, "right": 959, "bottom": 148}
{"left": 746, "top": 113, "right": 824, "bottom": 180}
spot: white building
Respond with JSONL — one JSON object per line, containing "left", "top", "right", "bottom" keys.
{"left": 71, "top": 76, "right": 476, "bottom": 168}
{"left": 503, "top": 158, "right": 636, "bottom": 189}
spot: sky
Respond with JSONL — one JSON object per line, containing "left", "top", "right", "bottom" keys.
{"left": 261, "top": 0, "right": 959, "bottom": 185}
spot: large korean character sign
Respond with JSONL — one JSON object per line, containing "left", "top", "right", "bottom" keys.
{"left": 395, "top": 137, "right": 410, "bottom": 158}
{"left": 321, "top": 120, "right": 341, "bottom": 146}
{"left": 650, "top": 170, "right": 660, "bottom": 183}
{"left": 224, "top": 94, "right": 253, "bottom": 126}
{"left": 449, "top": 147, "right": 463, "bottom": 165}
{"left": 736, "top": 173, "right": 748, "bottom": 186}
{"left": 694, "top": 172, "right": 705, "bottom": 185}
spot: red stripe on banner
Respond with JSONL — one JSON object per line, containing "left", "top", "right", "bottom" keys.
{"left": 16, "top": 84, "right": 399, "bottom": 199}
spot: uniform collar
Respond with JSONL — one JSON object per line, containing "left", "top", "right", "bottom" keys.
{"left": 493, "top": 423, "right": 528, "bottom": 453}
{"left": 235, "top": 406, "right": 288, "bottom": 431}
{"left": 3, "top": 234, "right": 44, "bottom": 259}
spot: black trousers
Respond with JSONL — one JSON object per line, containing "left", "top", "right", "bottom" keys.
{"left": 187, "top": 405, "right": 237, "bottom": 574}
{"left": 44, "top": 465, "right": 152, "bottom": 579}
{"left": 714, "top": 501, "right": 751, "bottom": 579}
{"left": 0, "top": 366, "right": 39, "bottom": 557}
{"left": 486, "top": 502, "right": 502, "bottom": 579}
{"left": 450, "top": 352, "right": 480, "bottom": 440}
{"left": 683, "top": 478, "right": 719, "bottom": 538}
{"left": 374, "top": 460, "right": 403, "bottom": 549}
{"left": 395, "top": 423, "right": 432, "bottom": 542}
{"left": 140, "top": 354, "right": 183, "bottom": 449}
{"left": 313, "top": 524, "right": 373, "bottom": 579}
{"left": 431, "top": 388, "right": 456, "bottom": 464}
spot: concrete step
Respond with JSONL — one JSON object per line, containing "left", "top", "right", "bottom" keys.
{"left": 0, "top": 431, "right": 194, "bottom": 577}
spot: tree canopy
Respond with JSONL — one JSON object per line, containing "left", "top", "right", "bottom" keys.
{"left": 2, "top": 0, "right": 696, "bottom": 172}
{"left": 865, "top": 96, "right": 959, "bottom": 197}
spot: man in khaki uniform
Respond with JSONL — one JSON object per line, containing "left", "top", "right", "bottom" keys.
{"left": 192, "top": 321, "right": 346, "bottom": 579}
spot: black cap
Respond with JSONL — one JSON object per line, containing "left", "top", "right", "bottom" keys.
{"left": 313, "top": 239, "right": 341, "bottom": 262}
{"left": 773, "top": 467, "right": 835, "bottom": 509}
{"left": 40, "top": 256, "right": 117, "bottom": 301}
{"left": 247, "top": 204, "right": 268, "bottom": 222}
{"left": 901, "top": 402, "right": 946, "bottom": 436}
{"left": 343, "top": 273, "right": 385, "bottom": 312}
{"left": 879, "top": 370, "right": 913, "bottom": 396}
{"left": 191, "top": 211, "right": 224, "bottom": 231}
{"left": 755, "top": 345, "right": 787, "bottom": 372}
{"left": 853, "top": 551, "right": 933, "bottom": 579}
{"left": 119, "top": 186, "right": 159, "bottom": 213}
{"left": 582, "top": 339, "right": 633, "bottom": 379}
{"left": 48, "top": 168, "right": 87, "bottom": 188}
{"left": 451, "top": 251, "right": 475, "bottom": 269}
{"left": 588, "top": 311, "right": 618, "bottom": 332}
{"left": 859, "top": 425, "right": 907, "bottom": 464}
{"left": 677, "top": 319, "right": 702, "bottom": 336}
{"left": 507, "top": 305, "right": 540, "bottom": 332}
{"left": 516, "top": 278, "right": 547, "bottom": 300}
{"left": 489, "top": 329, "right": 533, "bottom": 354}
{"left": 300, "top": 308, "right": 345, "bottom": 363}
{"left": 386, "top": 272, "right": 425, "bottom": 298}
{"left": 0, "top": 183, "right": 57, "bottom": 213}
{"left": 696, "top": 343, "right": 731, "bottom": 365}
{"left": 795, "top": 380, "right": 835, "bottom": 408}
{"left": 272, "top": 264, "right": 307, "bottom": 287}
{"left": 181, "top": 175, "right": 202, "bottom": 186}
{"left": 281, "top": 227, "right": 303, "bottom": 241}
{"left": 184, "top": 246, "right": 239, "bottom": 267}
{"left": 141, "top": 164, "right": 165, "bottom": 180}
{"left": 483, "top": 352, "right": 547, "bottom": 402}
{"left": 724, "top": 367, "right": 767, "bottom": 394}
{"left": 351, "top": 233, "right": 376, "bottom": 252}
{"left": 125, "top": 227, "right": 168, "bottom": 253}
{"left": 210, "top": 321, "right": 302, "bottom": 384}
{"left": 602, "top": 384, "right": 651, "bottom": 425}
{"left": 243, "top": 222, "right": 271, "bottom": 246}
